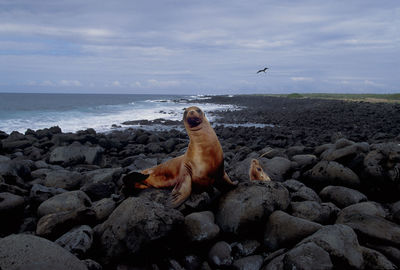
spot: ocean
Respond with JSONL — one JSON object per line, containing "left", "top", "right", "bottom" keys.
{"left": 0, "top": 93, "right": 237, "bottom": 134}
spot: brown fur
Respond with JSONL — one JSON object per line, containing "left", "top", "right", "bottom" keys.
{"left": 134, "top": 106, "right": 237, "bottom": 207}
{"left": 249, "top": 159, "right": 271, "bottom": 181}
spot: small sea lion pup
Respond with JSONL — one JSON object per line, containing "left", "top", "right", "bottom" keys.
{"left": 123, "top": 106, "right": 237, "bottom": 207}
{"left": 249, "top": 159, "right": 271, "bottom": 181}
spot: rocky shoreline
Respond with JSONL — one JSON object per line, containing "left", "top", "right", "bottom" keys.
{"left": 1, "top": 95, "right": 400, "bottom": 269}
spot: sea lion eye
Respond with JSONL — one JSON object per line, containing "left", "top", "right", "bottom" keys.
{"left": 257, "top": 168, "right": 262, "bottom": 171}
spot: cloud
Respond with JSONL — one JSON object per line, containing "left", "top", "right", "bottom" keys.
{"left": 0, "top": 0, "right": 399, "bottom": 94}
{"left": 291, "top": 77, "right": 314, "bottom": 82}
{"left": 59, "top": 80, "right": 82, "bottom": 87}
{"left": 147, "top": 79, "right": 181, "bottom": 88}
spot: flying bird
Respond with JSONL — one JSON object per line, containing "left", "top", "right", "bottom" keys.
{"left": 257, "top": 67, "right": 269, "bottom": 74}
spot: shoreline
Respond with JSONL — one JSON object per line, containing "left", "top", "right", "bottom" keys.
{"left": 1, "top": 94, "right": 400, "bottom": 269}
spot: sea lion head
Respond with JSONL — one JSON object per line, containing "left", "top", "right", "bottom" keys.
{"left": 183, "top": 106, "right": 205, "bottom": 130}
{"left": 249, "top": 159, "right": 271, "bottom": 181}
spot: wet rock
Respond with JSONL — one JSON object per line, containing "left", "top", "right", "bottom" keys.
{"left": 208, "top": 241, "right": 233, "bottom": 267}
{"left": 264, "top": 210, "right": 322, "bottom": 251}
{"left": 298, "top": 224, "right": 364, "bottom": 269}
{"left": 231, "top": 240, "right": 261, "bottom": 258}
{"left": 55, "top": 225, "right": 93, "bottom": 258}
{"left": 321, "top": 143, "right": 369, "bottom": 163}
{"left": 263, "top": 253, "right": 285, "bottom": 270}
{"left": 232, "top": 255, "right": 263, "bottom": 270}
{"left": 182, "top": 255, "right": 202, "bottom": 270}
{"left": 42, "top": 169, "right": 83, "bottom": 190}
{"left": 259, "top": 157, "right": 292, "bottom": 182}
{"left": 336, "top": 212, "right": 400, "bottom": 247}
{"left": 362, "top": 143, "right": 400, "bottom": 201}
{"left": 302, "top": 161, "right": 360, "bottom": 190}
{"left": 338, "top": 201, "right": 386, "bottom": 219}
{"left": 80, "top": 168, "right": 122, "bottom": 201}
{"left": 361, "top": 246, "right": 397, "bottom": 270}
{"left": 230, "top": 157, "right": 254, "bottom": 182}
{"left": 0, "top": 234, "right": 87, "bottom": 270}
{"left": 36, "top": 207, "right": 96, "bottom": 239}
{"left": 1, "top": 135, "right": 31, "bottom": 152}
{"left": 30, "top": 183, "right": 67, "bottom": 205}
{"left": 283, "top": 242, "right": 333, "bottom": 270}
{"left": 96, "top": 197, "right": 183, "bottom": 263}
{"left": 216, "top": 181, "right": 290, "bottom": 235}
{"left": 282, "top": 179, "right": 304, "bottom": 192}
{"left": 37, "top": 190, "right": 92, "bottom": 217}
{"left": 291, "top": 154, "right": 317, "bottom": 170}
{"left": 82, "top": 259, "right": 102, "bottom": 270}
{"left": 49, "top": 142, "right": 104, "bottom": 166}
{"left": 0, "top": 155, "right": 11, "bottom": 162}
{"left": 319, "top": 186, "right": 367, "bottom": 208}
{"left": 92, "top": 197, "right": 117, "bottom": 222}
{"left": 0, "top": 192, "right": 25, "bottom": 234}
{"left": 0, "top": 159, "right": 33, "bottom": 181}
{"left": 290, "top": 201, "right": 339, "bottom": 224}
{"left": 371, "top": 245, "right": 400, "bottom": 266}
{"left": 0, "top": 182, "right": 28, "bottom": 196}
{"left": 184, "top": 211, "right": 220, "bottom": 242}
{"left": 291, "top": 185, "right": 321, "bottom": 202}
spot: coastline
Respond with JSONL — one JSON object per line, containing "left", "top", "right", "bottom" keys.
{"left": 1, "top": 94, "right": 400, "bottom": 269}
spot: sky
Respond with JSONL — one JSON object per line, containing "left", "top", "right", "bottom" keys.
{"left": 0, "top": 0, "right": 399, "bottom": 95}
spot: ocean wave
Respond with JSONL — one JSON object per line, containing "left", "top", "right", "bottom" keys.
{"left": 0, "top": 99, "right": 240, "bottom": 134}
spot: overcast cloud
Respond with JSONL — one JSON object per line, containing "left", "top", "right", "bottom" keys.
{"left": 0, "top": 0, "right": 399, "bottom": 94}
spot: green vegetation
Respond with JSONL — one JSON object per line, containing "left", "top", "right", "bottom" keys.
{"left": 286, "top": 93, "right": 304, "bottom": 99}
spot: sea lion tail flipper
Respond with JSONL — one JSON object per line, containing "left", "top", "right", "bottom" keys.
{"left": 223, "top": 171, "right": 238, "bottom": 186}
{"left": 168, "top": 174, "right": 192, "bottom": 208}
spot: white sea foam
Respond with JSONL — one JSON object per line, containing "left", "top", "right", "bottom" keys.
{"left": 0, "top": 99, "right": 239, "bottom": 134}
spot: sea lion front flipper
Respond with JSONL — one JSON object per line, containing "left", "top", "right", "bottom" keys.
{"left": 223, "top": 171, "right": 238, "bottom": 186}
{"left": 169, "top": 174, "right": 192, "bottom": 208}
{"left": 121, "top": 172, "right": 150, "bottom": 197}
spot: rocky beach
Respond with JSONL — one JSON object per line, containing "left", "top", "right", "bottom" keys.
{"left": 1, "top": 95, "right": 400, "bottom": 270}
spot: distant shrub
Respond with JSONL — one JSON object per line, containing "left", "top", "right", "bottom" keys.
{"left": 287, "top": 93, "right": 304, "bottom": 99}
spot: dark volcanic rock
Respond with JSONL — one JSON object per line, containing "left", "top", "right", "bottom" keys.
{"left": 92, "top": 197, "right": 117, "bottom": 222}
{"left": 49, "top": 142, "right": 104, "bottom": 166}
{"left": 361, "top": 246, "right": 397, "bottom": 270}
{"left": 232, "top": 255, "right": 263, "bottom": 270}
{"left": 336, "top": 212, "right": 400, "bottom": 247}
{"left": 362, "top": 142, "right": 400, "bottom": 202}
{"left": 302, "top": 160, "right": 360, "bottom": 190}
{"left": 0, "top": 234, "right": 87, "bottom": 270}
{"left": 80, "top": 168, "right": 122, "bottom": 201}
{"left": 338, "top": 201, "right": 386, "bottom": 219}
{"left": 283, "top": 242, "right": 333, "bottom": 270}
{"left": 37, "top": 190, "right": 92, "bottom": 217}
{"left": 42, "top": 169, "right": 83, "bottom": 190}
{"left": 30, "top": 183, "right": 67, "bottom": 205}
{"left": 0, "top": 192, "right": 25, "bottom": 234}
{"left": 216, "top": 181, "right": 290, "bottom": 236}
{"left": 319, "top": 185, "right": 367, "bottom": 208}
{"left": 208, "top": 241, "right": 233, "bottom": 267}
{"left": 184, "top": 211, "right": 220, "bottom": 242}
{"left": 36, "top": 207, "right": 96, "bottom": 239}
{"left": 55, "top": 225, "right": 93, "bottom": 258}
{"left": 298, "top": 224, "right": 364, "bottom": 269}
{"left": 96, "top": 197, "right": 184, "bottom": 263}
{"left": 290, "top": 201, "right": 339, "bottom": 225}
{"left": 259, "top": 157, "right": 292, "bottom": 182}
{"left": 264, "top": 210, "right": 322, "bottom": 251}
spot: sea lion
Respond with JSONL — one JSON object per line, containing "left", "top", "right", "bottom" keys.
{"left": 249, "top": 159, "right": 271, "bottom": 181}
{"left": 123, "top": 106, "right": 237, "bottom": 207}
